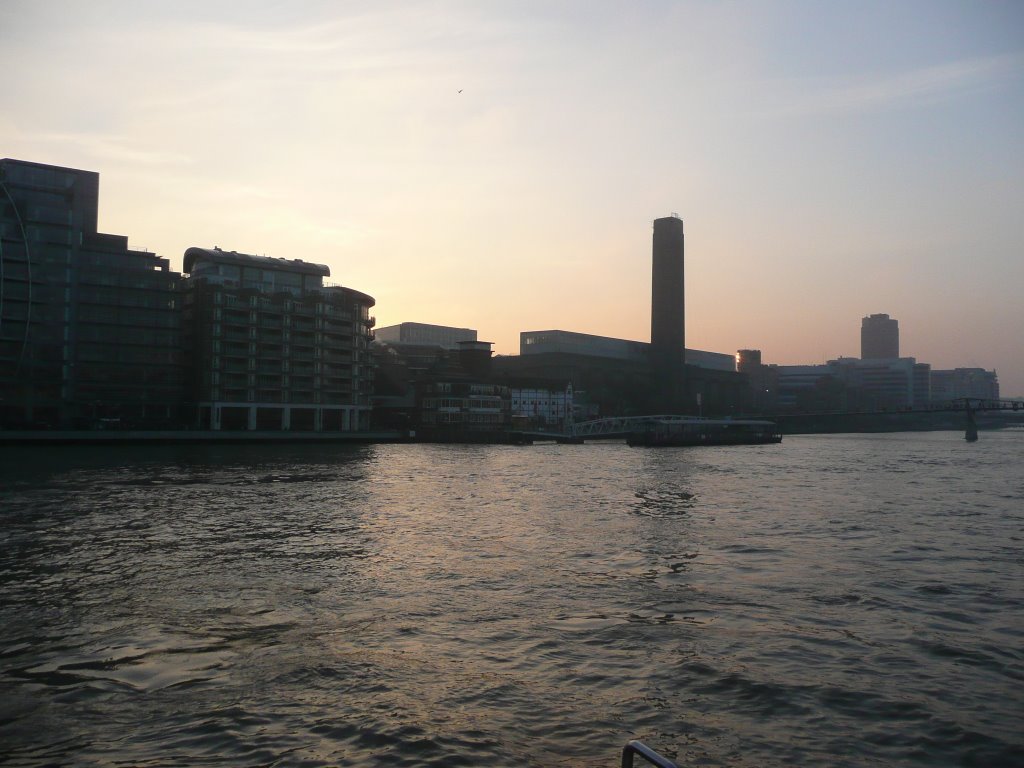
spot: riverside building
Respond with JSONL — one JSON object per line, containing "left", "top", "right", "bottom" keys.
{"left": 0, "top": 158, "right": 183, "bottom": 428}
{"left": 861, "top": 313, "right": 899, "bottom": 359}
{"left": 930, "top": 368, "right": 999, "bottom": 402}
{"left": 182, "top": 247, "right": 376, "bottom": 432}
{"left": 374, "top": 321, "right": 477, "bottom": 349}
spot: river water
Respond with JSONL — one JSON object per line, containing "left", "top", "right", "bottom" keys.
{"left": 1, "top": 432, "right": 1022, "bottom": 767}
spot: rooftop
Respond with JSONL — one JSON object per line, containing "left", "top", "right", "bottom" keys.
{"left": 183, "top": 246, "right": 330, "bottom": 277}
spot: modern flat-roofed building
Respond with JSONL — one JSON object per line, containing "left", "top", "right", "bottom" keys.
{"left": 837, "top": 356, "right": 916, "bottom": 409}
{"left": 521, "top": 329, "right": 648, "bottom": 362}
{"left": 504, "top": 328, "right": 744, "bottom": 416}
{"left": 374, "top": 321, "right": 476, "bottom": 349}
{"left": 776, "top": 357, "right": 921, "bottom": 411}
{"left": 182, "top": 247, "right": 375, "bottom": 431}
{"left": 520, "top": 329, "right": 734, "bottom": 371}
{"left": 930, "top": 368, "right": 999, "bottom": 402}
{"left": 0, "top": 158, "right": 183, "bottom": 428}
{"left": 861, "top": 313, "right": 899, "bottom": 359}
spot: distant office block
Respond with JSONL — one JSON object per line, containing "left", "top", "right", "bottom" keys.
{"left": 913, "top": 363, "right": 931, "bottom": 407}
{"left": 836, "top": 357, "right": 916, "bottom": 409}
{"left": 736, "top": 349, "right": 778, "bottom": 412}
{"left": 776, "top": 356, "right": 922, "bottom": 411}
{"left": 861, "top": 313, "right": 899, "bottom": 359}
{"left": 736, "top": 349, "right": 762, "bottom": 373}
{"left": 182, "top": 247, "right": 376, "bottom": 431}
{"left": 930, "top": 368, "right": 999, "bottom": 402}
{"left": 374, "top": 321, "right": 477, "bottom": 349}
{"left": 0, "top": 158, "right": 183, "bottom": 428}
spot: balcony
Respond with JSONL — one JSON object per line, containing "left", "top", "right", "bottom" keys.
{"left": 223, "top": 343, "right": 249, "bottom": 358}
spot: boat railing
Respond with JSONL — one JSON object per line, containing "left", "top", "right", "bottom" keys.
{"left": 621, "top": 740, "right": 679, "bottom": 768}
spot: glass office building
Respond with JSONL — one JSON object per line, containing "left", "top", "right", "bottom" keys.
{"left": 0, "top": 159, "right": 183, "bottom": 428}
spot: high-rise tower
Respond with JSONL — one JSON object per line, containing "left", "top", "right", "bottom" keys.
{"left": 650, "top": 215, "right": 685, "bottom": 411}
{"left": 861, "top": 313, "right": 899, "bottom": 359}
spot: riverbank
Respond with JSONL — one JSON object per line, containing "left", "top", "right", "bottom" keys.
{"left": 772, "top": 409, "right": 1022, "bottom": 434}
{"left": 0, "top": 429, "right": 405, "bottom": 445}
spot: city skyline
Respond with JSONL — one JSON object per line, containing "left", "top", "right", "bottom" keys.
{"left": 3, "top": 1, "right": 1022, "bottom": 394}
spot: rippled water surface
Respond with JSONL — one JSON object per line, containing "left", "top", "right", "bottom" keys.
{"left": 1, "top": 432, "right": 1022, "bottom": 767}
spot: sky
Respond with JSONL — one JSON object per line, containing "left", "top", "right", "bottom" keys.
{"left": 2, "top": 0, "right": 1022, "bottom": 394}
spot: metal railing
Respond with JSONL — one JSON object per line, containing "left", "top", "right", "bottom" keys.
{"left": 621, "top": 740, "right": 678, "bottom": 768}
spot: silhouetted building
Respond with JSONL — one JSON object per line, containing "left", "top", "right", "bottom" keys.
{"left": 835, "top": 357, "right": 916, "bottom": 409}
{"left": 0, "top": 158, "right": 183, "bottom": 429}
{"left": 913, "top": 362, "right": 931, "bottom": 407}
{"left": 394, "top": 340, "right": 513, "bottom": 439}
{"left": 182, "top": 247, "right": 375, "bottom": 431}
{"left": 736, "top": 349, "right": 762, "bottom": 373}
{"left": 776, "top": 356, "right": 922, "bottom": 411}
{"left": 736, "top": 349, "right": 779, "bottom": 413}
{"left": 861, "top": 313, "right": 899, "bottom": 359}
{"left": 651, "top": 215, "right": 686, "bottom": 409}
{"left": 523, "top": 330, "right": 648, "bottom": 362}
{"left": 375, "top": 321, "right": 477, "bottom": 349}
{"left": 930, "top": 368, "right": 999, "bottom": 402}
{"left": 520, "top": 330, "right": 733, "bottom": 371}
{"left": 499, "top": 329, "right": 745, "bottom": 418}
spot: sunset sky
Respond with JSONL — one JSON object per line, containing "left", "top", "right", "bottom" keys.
{"left": 3, "top": 1, "right": 1022, "bottom": 394}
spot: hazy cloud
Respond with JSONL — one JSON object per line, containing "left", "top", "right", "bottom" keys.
{"left": 768, "top": 53, "right": 1023, "bottom": 116}
{"left": 9, "top": 130, "right": 193, "bottom": 166}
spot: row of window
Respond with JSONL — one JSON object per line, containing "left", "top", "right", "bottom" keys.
{"left": 77, "top": 306, "right": 179, "bottom": 327}
{"left": 75, "top": 345, "right": 181, "bottom": 364}
{"left": 78, "top": 287, "right": 177, "bottom": 309}
{"left": 207, "top": 389, "right": 362, "bottom": 404}
{"left": 423, "top": 412, "right": 504, "bottom": 424}
{"left": 422, "top": 397, "right": 506, "bottom": 410}
{"left": 208, "top": 289, "right": 362, "bottom": 315}
{"left": 210, "top": 310, "right": 356, "bottom": 331}
{"left": 75, "top": 326, "right": 180, "bottom": 345}
{"left": 208, "top": 354, "right": 361, "bottom": 373}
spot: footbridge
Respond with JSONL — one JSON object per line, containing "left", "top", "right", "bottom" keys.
{"left": 514, "top": 399, "right": 1021, "bottom": 444}
{"left": 934, "top": 398, "right": 1021, "bottom": 413}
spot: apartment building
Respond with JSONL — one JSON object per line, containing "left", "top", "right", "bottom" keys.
{"left": 182, "top": 247, "right": 375, "bottom": 431}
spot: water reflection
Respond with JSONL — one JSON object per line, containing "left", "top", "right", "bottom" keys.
{"left": 1, "top": 434, "right": 1022, "bottom": 766}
